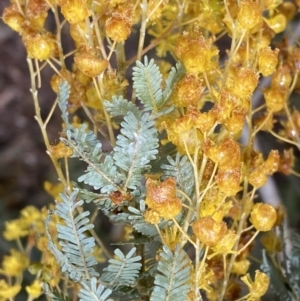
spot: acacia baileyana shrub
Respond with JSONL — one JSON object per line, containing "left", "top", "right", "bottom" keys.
{"left": 2, "top": 0, "right": 300, "bottom": 300}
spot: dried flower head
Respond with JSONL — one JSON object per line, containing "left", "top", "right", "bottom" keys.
{"left": 2, "top": 4, "right": 25, "bottom": 33}
{"left": 192, "top": 216, "right": 227, "bottom": 247}
{"left": 105, "top": 13, "right": 132, "bottom": 42}
{"left": 237, "top": 0, "right": 262, "bottom": 30}
{"left": 250, "top": 203, "right": 277, "bottom": 231}
{"left": 60, "top": 0, "right": 91, "bottom": 24}
{"left": 24, "top": 32, "right": 57, "bottom": 60}
{"left": 258, "top": 47, "right": 279, "bottom": 76}
{"left": 145, "top": 178, "right": 182, "bottom": 220}
{"left": 74, "top": 50, "right": 108, "bottom": 78}
{"left": 241, "top": 270, "right": 269, "bottom": 300}
{"left": 172, "top": 74, "right": 204, "bottom": 108}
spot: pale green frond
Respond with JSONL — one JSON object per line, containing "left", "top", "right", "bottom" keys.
{"left": 162, "top": 62, "right": 183, "bottom": 102}
{"left": 161, "top": 153, "right": 195, "bottom": 197}
{"left": 101, "top": 247, "right": 142, "bottom": 287}
{"left": 132, "top": 56, "right": 163, "bottom": 111}
{"left": 46, "top": 190, "right": 99, "bottom": 281}
{"left": 78, "top": 155, "right": 125, "bottom": 193}
{"left": 150, "top": 245, "right": 191, "bottom": 301}
{"left": 79, "top": 278, "right": 113, "bottom": 301}
{"left": 108, "top": 205, "right": 167, "bottom": 237}
{"left": 44, "top": 284, "right": 72, "bottom": 301}
{"left": 289, "top": 232, "right": 300, "bottom": 296}
{"left": 104, "top": 95, "right": 141, "bottom": 119}
{"left": 57, "top": 80, "right": 71, "bottom": 125}
{"left": 45, "top": 215, "right": 86, "bottom": 282}
{"left": 261, "top": 250, "right": 293, "bottom": 301}
{"left": 113, "top": 112, "right": 159, "bottom": 190}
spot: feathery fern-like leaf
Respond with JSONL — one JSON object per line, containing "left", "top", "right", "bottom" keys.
{"left": 150, "top": 245, "right": 191, "bottom": 301}
{"left": 57, "top": 80, "right": 71, "bottom": 125}
{"left": 79, "top": 278, "right": 113, "bottom": 301}
{"left": 78, "top": 155, "right": 125, "bottom": 193}
{"left": 132, "top": 57, "right": 163, "bottom": 111}
{"left": 261, "top": 250, "right": 293, "bottom": 301}
{"left": 48, "top": 190, "right": 99, "bottom": 281}
{"left": 44, "top": 284, "right": 72, "bottom": 301}
{"left": 113, "top": 112, "right": 159, "bottom": 190}
{"left": 46, "top": 215, "right": 86, "bottom": 281}
{"left": 101, "top": 247, "right": 142, "bottom": 287}
{"left": 161, "top": 153, "right": 195, "bottom": 197}
{"left": 288, "top": 232, "right": 300, "bottom": 297}
{"left": 162, "top": 62, "right": 183, "bottom": 102}
{"left": 103, "top": 95, "right": 141, "bottom": 119}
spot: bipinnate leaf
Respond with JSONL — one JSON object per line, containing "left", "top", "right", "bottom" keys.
{"left": 101, "top": 247, "right": 142, "bottom": 287}
{"left": 150, "top": 245, "right": 191, "bottom": 301}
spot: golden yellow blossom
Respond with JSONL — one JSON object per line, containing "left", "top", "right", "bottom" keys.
{"left": 26, "top": 280, "right": 43, "bottom": 299}
{"left": 0, "top": 280, "right": 21, "bottom": 299}
{"left": 3, "top": 219, "right": 28, "bottom": 241}
{"left": 1, "top": 249, "right": 30, "bottom": 276}
{"left": 145, "top": 178, "right": 182, "bottom": 220}
{"left": 241, "top": 270, "right": 269, "bottom": 300}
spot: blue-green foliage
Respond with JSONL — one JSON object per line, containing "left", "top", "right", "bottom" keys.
{"left": 163, "top": 62, "right": 183, "bottom": 101}
{"left": 48, "top": 58, "right": 187, "bottom": 299}
{"left": 103, "top": 95, "right": 141, "bottom": 120}
{"left": 44, "top": 284, "right": 72, "bottom": 301}
{"left": 161, "top": 153, "right": 195, "bottom": 197}
{"left": 132, "top": 58, "right": 182, "bottom": 113}
{"left": 79, "top": 278, "right": 113, "bottom": 301}
{"left": 113, "top": 112, "right": 159, "bottom": 189}
{"left": 46, "top": 190, "right": 98, "bottom": 281}
{"left": 261, "top": 231, "right": 300, "bottom": 301}
{"left": 101, "top": 248, "right": 142, "bottom": 287}
{"left": 133, "top": 56, "right": 163, "bottom": 111}
{"left": 150, "top": 245, "right": 191, "bottom": 301}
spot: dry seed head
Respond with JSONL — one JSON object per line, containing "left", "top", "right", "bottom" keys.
{"left": 248, "top": 165, "right": 268, "bottom": 188}
{"left": 49, "top": 141, "right": 73, "bottom": 159}
{"left": 264, "top": 88, "right": 286, "bottom": 112}
{"left": 216, "top": 167, "right": 241, "bottom": 196}
{"left": 234, "top": 68, "right": 259, "bottom": 98}
{"left": 26, "top": 0, "right": 49, "bottom": 17}
{"left": 105, "top": 13, "right": 131, "bottom": 42}
{"left": 2, "top": 4, "right": 25, "bottom": 33}
{"left": 237, "top": 0, "right": 262, "bottom": 30}
{"left": 250, "top": 203, "right": 277, "bottom": 231}
{"left": 60, "top": 0, "right": 91, "bottom": 24}
{"left": 195, "top": 110, "right": 217, "bottom": 134}
{"left": 24, "top": 32, "right": 57, "bottom": 60}
{"left": 145, "top": 178, "right": 182, "bottom": 220}
{"left": 258, "top": 47, "right": 279, "bottom": 77}
{"left": 74, "top": 51, "right": 108, "bottom": 78}
{"left": 192, "top": 216, "right": 227, "bottom": 247}
{"left": 172, "top": 74, "right": 204, "bottom": 108}
{"left": 265, "top": 13, "right": 287, "bottom": 34}
{"left": 223, "top": 106, "right": 247, "bottom": 135}
{"left": 265, "top": 150, "right": 279, "bottom": 174}
{"left": 271, "top": 65, "right": 292, "bottom": 91}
